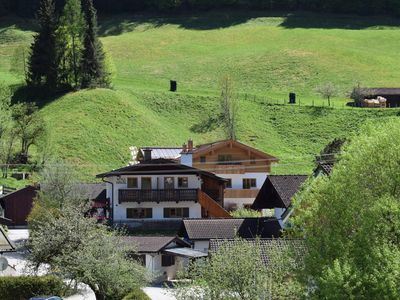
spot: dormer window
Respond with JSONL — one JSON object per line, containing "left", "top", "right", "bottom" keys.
{"left": 127, "top": 178, "right": 138, "bottom": 188}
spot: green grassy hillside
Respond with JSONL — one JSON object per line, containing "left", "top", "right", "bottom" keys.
{"left": 1, "top": 12, "right": 400, "bottom": 180}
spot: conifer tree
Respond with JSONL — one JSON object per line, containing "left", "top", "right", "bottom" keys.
{"left": 28, "top": 0, "right": 58, "bottom": 88}
{"left": 81, "top": 0, "right": 109, "bottom": 88}
{"left": 57, "top": 0, "right": 85, "bottom": 88}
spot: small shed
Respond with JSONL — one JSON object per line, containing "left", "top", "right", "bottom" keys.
{"left": 361, "top": 88, "right": 400, "bottom": 108}
{"left": 0, "top": 186, "right": 38, "bottom": 227}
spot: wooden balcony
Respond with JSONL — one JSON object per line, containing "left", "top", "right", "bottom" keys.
{"left": 118, "top": 189, "right": 199, "bottom": 204}
{"left": 224, "top": 189, "right": 260, "bottom": 198}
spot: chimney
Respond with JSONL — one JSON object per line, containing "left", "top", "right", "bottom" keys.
{"left": 143, "top": 148, "right": 152, "bottom": 162}
{"left": 180, "top": 139, "right": 193, "bottom": 167}
{"left": 188, "top": 139, "right": 193, "bottom": 152}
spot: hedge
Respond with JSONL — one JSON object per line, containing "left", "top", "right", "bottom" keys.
{"left": 0, "top": 276, "right": 67, "bottom": 300}
{"left": 122, "top": 288, "right": 151, "bottom": 300}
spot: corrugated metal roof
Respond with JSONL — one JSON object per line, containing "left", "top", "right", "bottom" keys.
{"left": 141, "top": 148, "right": 183, "bottom": 160}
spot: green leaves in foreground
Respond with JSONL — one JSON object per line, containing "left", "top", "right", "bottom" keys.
{"left": 291, "top": 117, "right": 400, "bottom": 299}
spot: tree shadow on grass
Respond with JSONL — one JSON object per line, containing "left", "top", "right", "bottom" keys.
{"left": 190, "top": 115, "right": 222, "bottom": 134}
{"left": 10, "top": 84, "right": 70, "bottom": 108}
{"left": 98, "top": 10, "right": 400, "bottom": 37}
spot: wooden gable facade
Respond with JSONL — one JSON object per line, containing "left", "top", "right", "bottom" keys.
{"left": 192, "top": 140, "right": 278, "bottom": 174}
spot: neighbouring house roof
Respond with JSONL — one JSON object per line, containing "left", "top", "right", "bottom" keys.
{"left": 138, "top": 148, "right": 183, "bottom": 160}
{"left": 209, "top": 238, "right": 306, "bottom": 265}
{"left": 76, "top": 183, "right": 107, "bottom": 202}
{"left": 96, "top": 159, "right": 226, "bottom": 182}
{"left": 179, "top": 218, "right": 282, "bottom": 240}
{"left": 122, "top": 236, "right": 190, "bottom": 253}
{"left": 0, "top": 226, "right": 16, "bottom": 252}
{"left": 314, "top": 161, "right": 335, "bottom": 176}
{"left": 252, "top": 175, "right": 308, "bottom": 210}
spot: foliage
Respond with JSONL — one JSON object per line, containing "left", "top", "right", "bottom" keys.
{"left": 175, "top": 238, "right": 305, "bottom": 299}
{"left": 4, "top": 0, "right": 400, "bottom": 17}
{"left": 57, "top": 0, "right": 85, "bottom": 88}
{"left": 315, "top": 82, "right": 338, "bottom": 107}
{"left": 290, "top": 118, "right": 400, "bottom": 298}
{"left": 122, "top": 288, "right": 151, "bottom": 300}
{"left": 315, "top": 137, "right": 347, "bottom": 164}
{"left": 28, "top": 0, "right": 58, "bottom": 88}
{"left": 230, "top": 208, "right": 262, "bottom": 218}
{"left": 81, "top": 0, "right": 109, "bottom": 88}
{"left": 0, "top": 276, "right": 67, "bottom": 300}
{"left": 219, "top": 75, "right": 238, "bottom": 140}
{"left": 12, "top": 102, "right": 46, "bottom": 163}
{"left": 349, "top": 83, "right": 367, "bottom": 104}
{"left": 28, "top": 164, "right": 149, "bottom": 300}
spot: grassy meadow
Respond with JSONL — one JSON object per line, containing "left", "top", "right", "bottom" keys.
{"left": 1, "top": 11, "right": 400, "bottom": 181}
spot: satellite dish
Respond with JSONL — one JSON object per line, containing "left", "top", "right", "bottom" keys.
{"left": 0, "top": 256, "right": 8, "bottom": 272}
{"left": 0, "top": 256, "right": 8, "bottom": 271}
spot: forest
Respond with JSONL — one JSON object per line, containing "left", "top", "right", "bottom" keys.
{"left": 1, "top": 0, "right": 400, "bottom": 17}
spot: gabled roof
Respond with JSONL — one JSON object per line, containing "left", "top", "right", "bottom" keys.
{"left": 209, "top": 238, "right": 306, "bottom": 266}
{"left": 122, "top": 236, "right": 190, "bottom": 253}
{"left": 0, "top": 226, "right": 16, "bottom": 252}
{"left": 193, "top": 139, "right": 278, "bottom": 161}
{"left": 252, "top": 175, "right": 308, "bottom": 209}
{"left": 180, "top": 218, "right": 282, "bottom": 240}
{"left": 96, "top": 159, "right": 226, "bottom": 182}
{"left": 0, "top": 185, "right": 37, "bottom": 200}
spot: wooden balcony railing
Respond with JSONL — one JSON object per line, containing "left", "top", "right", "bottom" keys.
{"left": 118, "top": 189, "right": 199, "bottom": 204}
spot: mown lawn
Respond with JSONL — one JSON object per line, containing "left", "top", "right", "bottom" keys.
{"left": 0, "top": 11, "right": 400, "bottom": 181}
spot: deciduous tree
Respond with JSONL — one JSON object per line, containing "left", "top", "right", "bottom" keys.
{"left": 290, "top": 118, "right": 400, "bottom": 298}
{"left": 220, "top": 75, "right": 238, "bottom": 140}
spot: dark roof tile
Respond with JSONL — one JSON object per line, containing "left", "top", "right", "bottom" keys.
{"left": 122, "top": 236, "right": 189, "bottom": 253}
{"left": 180, "top": 218, "right": 282, "bottom": 240}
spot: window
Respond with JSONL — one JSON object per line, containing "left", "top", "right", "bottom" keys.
{"left": 161, "top": 255, "right": 175, "bottom": 267}
{"left": 141, "top": 177, "right": 152, "bottom": 190}
{"left": 127, "top": 177, "right": 138, "bottom": 188}
{"left": 218, "top": 154, "right": 232, "bottom": 163}
{"left": 250, "top": 155, "right": 256, "bottom": 164}
{"left": 243, "top": 178, "right": 257, "bottom": 189}
{"left": 200, "top": 156, "right": 206, "bottom": 163}
{"left": 225, "top": 178, "right": 232, "bottom": 188}
{"left": 164, "top": 177, "right": 175, "bottom": 189}
{"left": 126, "top": 208, "right": 152, "bottom": 219}
{"left": 178, "top": 177, "right": 188, "bottom": 188}
{"left": 164, "top": 207, "right": 189, "bottom": 218}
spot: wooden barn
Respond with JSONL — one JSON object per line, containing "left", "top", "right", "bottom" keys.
{"left": 361, "top": 88, "right": 400, "bottom": 108}
{"left": 0, "top": 186, "right": 38, "bottom": 227}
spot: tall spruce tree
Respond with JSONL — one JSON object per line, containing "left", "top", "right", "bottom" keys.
{"left": 81, "top": 0, "right": 109, "bottom": 88}
{"left": 28, "top": 0, "right": 58, "bottom": 88}
{"left": 57, "top": 0, "right": 85, "bottom": 88}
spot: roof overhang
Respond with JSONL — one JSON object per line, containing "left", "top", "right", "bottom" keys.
{"left": 163, "top": 248, "right": 208, "bottom": 258}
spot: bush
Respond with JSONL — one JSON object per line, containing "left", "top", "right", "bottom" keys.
{"left": 0, "top": 276, "right": 67, "bottom": 300}
{"left": 123, "top": 288, "right": 151, "bottom": 300}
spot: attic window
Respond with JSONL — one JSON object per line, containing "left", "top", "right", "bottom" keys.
{"left": 200, "top": 156, "right": 206, "bottom": 163}
{"left": 250, "top": 155, "right": 256, "bottom": 164}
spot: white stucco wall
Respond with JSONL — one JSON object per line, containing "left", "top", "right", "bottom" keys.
{"left": 105, "top": 175, "right": 202, "bottom": 221}
{"left": 193, "top": 240, "right": 210, "bottom": 253}
{"left": 217, "top": 172, "right": 267, "bottom": 209}
{"left": 115, "top": 202, "right": 202, "bottom": 221}
{"left": 216, "top": 172, "right": 267, "bottom": 190}
{"left": 145, "top": 254, "right": 187, "bottom": 283}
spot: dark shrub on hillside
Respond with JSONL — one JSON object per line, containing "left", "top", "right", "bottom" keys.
{"left": 0, "top": 276, "right": 67, "bottom": 300}
{"left": 122, "top": 288, "right": 151, "bottom": 300}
